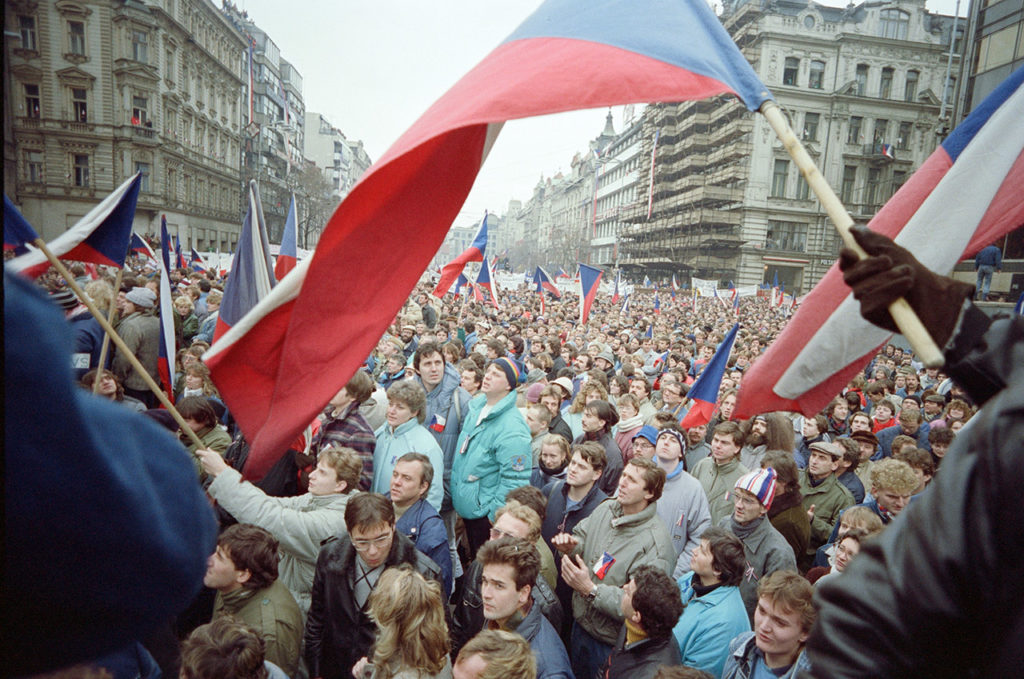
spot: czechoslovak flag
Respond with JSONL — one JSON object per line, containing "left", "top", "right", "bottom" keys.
{"left": 203, "top": 0, "right": 775, "bottom": 478}
{"left": 680, "top": 323, "right": 740, "bottom": 429}
{"left": 579, "top": 263, "right": 604, "bottom": 325}
{"left": 735, "top": 66, "right": 1024, "bottom": 420}
{"left": 434, "top": 212, "right": 488, "bottom": 297}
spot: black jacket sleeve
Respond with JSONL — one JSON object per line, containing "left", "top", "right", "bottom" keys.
{"left": 804, "top": 312, "right": 1024, "bottom": 679}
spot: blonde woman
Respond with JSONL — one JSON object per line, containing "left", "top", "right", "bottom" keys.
{"left": 352, "top": 566, "right": 452, "bottom": 679}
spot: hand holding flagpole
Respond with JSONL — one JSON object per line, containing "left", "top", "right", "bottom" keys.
{"left": 758, "top": 101, "right": 944, "bottom": 367}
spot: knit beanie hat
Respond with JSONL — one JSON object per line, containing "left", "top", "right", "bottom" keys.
{"left": 492, "top": 357, "right": 524, "bottom": 389}
{"left": 49, "top": 289, "right": 79, "bottom": 312}
{"left": 125, "top": 287, "right": 156, "bottom": 309}
{"left": 734, "top": 467, "right": 777, "bottom": 509}
{"left": 656, "top": 428, "right": 687, "bottom": 453}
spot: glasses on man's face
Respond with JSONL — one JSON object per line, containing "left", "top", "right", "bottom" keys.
{"left": 352, "top": 533, "right": 391, "bottom": 552}
{"left": 633, "top": 440, "right": 655, "bottom": 450}
{"left": 489, "top": 526, "right": 519, "bottom": 541}
{"left": 728, "top": 492, "right": 761, "bottom": 507}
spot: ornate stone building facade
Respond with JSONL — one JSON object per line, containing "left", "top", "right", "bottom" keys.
{"left": 5, "top": 0, "right": 248, "bottom": 249}
{"left": 619, "top": 0, "right": 963, "bottom": 293}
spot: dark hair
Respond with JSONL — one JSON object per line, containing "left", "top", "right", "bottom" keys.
{"left": 894, "top": 447, "right": 935, "bottom": 478}
{"left": 217, "top": 524, "right": 279, "bottom": 591}
{"left": 476, "top": 537, "right": 539, "bottom": 591}
{"left": 700, "top": 527, "right": 747, "bottom": 587}
{"left": 631, "top": 376, "right": 652, "bottom": 396}
{"left": 345, "top": 369, "right": 374, "bottom": 404}
{"left": 80, "top": 368, "right": 124, "bottom": 401}
{"left": 413, "top": 341, "right": 445, "bottom": 371}
{"left": 627, "top": 457, "right": 666, "bottom": 502}
{"left": 761, "top": 450, "right": 799, "bottom": 493}
{"left": 345, "top": 492, "right": 396, "bottom": 533}
{"left": 713, "top": 421, "right": 745, "bottom": 447}
{"left": 396, "top": 452, "right": 434, "bottom": 490}
{"left": 180, "top": 617, "right": 268, "bottom": 679}
{"left": 928, "top": 427, "right": 955, "bottom": 445}
{"left": 505, "top": 485, "right": 547, "bottom": 522}
{"left": 630, "top": 565, "right": 684, "bottom": 641}
{"left": 583, "top": 399, "right": 619, "bottom": 432}
{"left": 177, "top": 395, "right": 218, "bottom": 428}
{"left": 573, "top": 441, "right": 607, "bottom": 474}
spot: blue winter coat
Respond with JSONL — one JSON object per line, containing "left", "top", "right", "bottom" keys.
{"left": 672, "top": 573, "right": 751, "bottom": 678}
{"left": 373, "top": 418, "right": 444, "bottom": 511}
{"left": 395, "top": 498, "right": 453, "bottom": 596}
{"left": 418, "top": 363, "right": 471, "bottom": 509}
{"left": 451, "top": 391, "right": 532, "bottom": 521}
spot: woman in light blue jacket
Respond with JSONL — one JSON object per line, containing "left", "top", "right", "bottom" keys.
{"left": 673, "top": 527, "right": 751, "bottom": 678}
{"left": 373, "top": 381, "right": 444, "bottom": 511}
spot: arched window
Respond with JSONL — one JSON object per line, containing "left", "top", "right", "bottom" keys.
{"left": 880, "top": 9, "right": 909, "bottom": 40}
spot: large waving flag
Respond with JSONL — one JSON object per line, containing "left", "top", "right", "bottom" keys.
{"left": 157, "top": 218, "right": 177, "bottom": 404}
{"left": 434, "top": 212, "right": 488, "bottom": 296}
{"left": 735, "top": 66, "right": 1024, "bottom": 420}
{"left": 204, "top": 0, "right": 774, "bottom": 477}
{"left": 213, "top": 181, "right": 277, "bottom": 342}
{"left": 4, "top": 196, "right": 39, "bottom": 255}
{"left": 579, "top": 263, "right": 603, "bottom": 325}
{"left": 680, "top": 323, "right": 740, "bottom": 428}
{"left": 274, "top": 194, "right": 299, "bottom": 280}
{"left": 8, "top": 173, "right": 140, "bottom": 277}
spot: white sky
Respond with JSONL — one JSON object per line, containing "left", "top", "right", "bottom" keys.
{"left": 238, "top": 0, "right": 968, "bottom": 229}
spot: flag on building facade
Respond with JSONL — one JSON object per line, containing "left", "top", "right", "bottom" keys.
{"left": 735, "top": 66, "right": 1024, "bottom": 420}
{"left": 203, "top": 0, "right": 775, "bottom": 473}
{"left": 434, "top": 212, "right": 488, "bottom": 296}
{"left": 8, "top": 174, "right": 141, "bottom": 277}
{"left": 680, "top": 323, "right": 740, "bottom": 428}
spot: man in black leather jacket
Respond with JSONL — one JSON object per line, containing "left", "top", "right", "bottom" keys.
{"left": 805, "top": 227, "right": 1024, "bottom": 678}
{"left": 304, "top": 493, "right": 443, "bottom": 679}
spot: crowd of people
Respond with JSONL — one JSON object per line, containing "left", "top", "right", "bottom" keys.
{"left": 10, "top": 234, "right": 1003, "bottom": 679}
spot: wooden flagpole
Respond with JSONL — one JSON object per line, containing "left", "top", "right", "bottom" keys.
{"left": 92, "top": 265, "right": 124, "bottom": 394}
{"left": 35, "top": 239, "right": 204, "bottom": 447}
{"left": 758, "top": 101, "right": 944, "bottom": 367}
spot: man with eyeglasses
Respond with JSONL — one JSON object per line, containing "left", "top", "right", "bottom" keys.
{"left": 722, "top": 469, "right": 797, "bottom": 621}
{"left": 304, "top": 492, "right": 444, "bottom": 679}
{"left": 659, "top": 381, "right": 688, "bottom": 421}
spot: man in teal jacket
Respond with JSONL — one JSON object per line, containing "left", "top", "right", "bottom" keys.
{"left": 452, "top": 357, "right": 532, "bottom": 555}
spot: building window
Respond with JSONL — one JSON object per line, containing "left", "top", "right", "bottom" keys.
{"left": 841, "top": 165, "right": 857, "bottom": 203}
{"left": 855, "top": 64, "right": 869, "bottom": 96}
{"left": 72, "top": 88, "right": 88, "bottom": 122}
{"left": 771, "top": 159, "right": 789, "bottom": 197}
{"left": 873, "top": 119, "right": 889, "bottom": 145}
{"left": 131, "top": 30, "right": 148, "bottom": 63}
{"left": 897, "top": 121, "right": 912, "bottom": 149}
{"left": 68, "top": 21, "right": 86, "bottom": 56}
{"left": 904, "top": 70, "right": 919, "bottom": 101}
{"left": 892, "top": 170, "right": 907, "bottom": 196}
{"left": 796, "top": 175, "right": 810, "bottom": 200}
{"left": 848, "top": 116, "right": 862, "bottom": 144}
{"left": 26, "top": 150, "right": 44, "bottom": 183}
{"left": 73, "top": 154, "right": 90, "bottom": 187}
{"left": 975, "top": 24, "right": 1018, "bottom": 73}
{"left": 135, "top": 162, "right": 151, "bottom": 192}
{"left": 879, "top": 9, "right": 909, "bottom": 40}
{"left": 24, "top": 84, "right": 41, "bottom": 118}
{"left": 132, "top": 96, "right": 148, "bottom": 125}
{"left": 803, "top": 113, "right": 820, "bottom": 142}
{"left": 880, "top": 67, "right": 894, "bottom": 99}
{"left": 866, "top": 167, "right": 881, "bottom": 206}
{"left": 783, "top": 57, "right": 800, "bottom": 86}
{"left": 809, "top": 60, "right": 825, "bottom": 89}
{"left": 19, "top": 15, "right": 37, "bottom": 51}
{"left": 766, "top": 220, "right": 808, "bottom": 251}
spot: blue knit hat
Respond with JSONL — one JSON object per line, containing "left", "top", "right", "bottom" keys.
{"left": 632, "top": 425, "right": 659, "bottom": 446}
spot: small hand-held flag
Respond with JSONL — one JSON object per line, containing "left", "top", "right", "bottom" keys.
{"left": 274, "top": 194, "right": 299, "bottom": 280}
{"left": 579, "top": 263, "right": 603, "bottom": 325}
{"left": 535, "top": 266, "right": 561, "bottom": 298}
{"left": 612, "top": 270, "right": 621, "bottom": 304}
{"left": 671, "top": 274, "right": 678, "bottom": 300}
{"left": 190, "top": 248, "right": 207, "bottom": 273}
{"left": 680, "top": 323, "right": 740, "bottom": 429}
{"left": 477, "top": 258, "right": 500, "bottom": 309}
{"left": 434, "top": 212, "right": 488, "bottom": 297}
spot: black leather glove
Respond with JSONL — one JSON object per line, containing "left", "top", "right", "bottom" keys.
{"left": 838, "top": 226, "right": 975, "bottom": 347}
